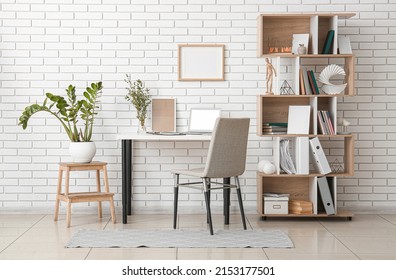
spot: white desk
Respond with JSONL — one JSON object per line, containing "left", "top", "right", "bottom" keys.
{"left": 117, "top": 133, "right": 231, "bottom": 224}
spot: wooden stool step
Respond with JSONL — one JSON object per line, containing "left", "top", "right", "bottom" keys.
{"left": 54, "top": 161, "right": 116, "bottom": 228}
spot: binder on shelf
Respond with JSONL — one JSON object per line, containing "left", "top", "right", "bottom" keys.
{"left": 287, "top": 105, "right": 311, "bottom": 134}
{"left": 317, "top": 177, "right": 335, "bottom": 215}
{"left": 321, "top": 30, "right": 335, "bottom": 54}
{"left": 294, "top": 137, "right": 309, "bottom": 175}
{"left": 309, "top": 137, "right": 331, "bottom": 174}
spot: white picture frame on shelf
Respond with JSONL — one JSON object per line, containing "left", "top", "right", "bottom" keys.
{"left": 292, "top": 34, "right": 310, "bottom": 55}
{"left": 178, "top": 44, "right": 225, "bottom": 81}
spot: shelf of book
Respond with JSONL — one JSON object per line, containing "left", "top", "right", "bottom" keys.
{"left": 256, "top": 12, "right": 356, "bottom": 220}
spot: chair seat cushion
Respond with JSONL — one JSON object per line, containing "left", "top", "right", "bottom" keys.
{"left": 171, "top": 167, "right": 205, "bottom": 178}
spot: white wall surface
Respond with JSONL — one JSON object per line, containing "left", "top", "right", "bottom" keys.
{"left": 0, "top": 0, "right": 395, "bottom": 214}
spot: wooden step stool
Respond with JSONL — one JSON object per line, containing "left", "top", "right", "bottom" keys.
{"left": 54, "top": 162, "right": 116, "bottom": 228}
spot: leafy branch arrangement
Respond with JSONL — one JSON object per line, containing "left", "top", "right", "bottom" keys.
{"left": 124, "top": 75, "right": 151, "bottom": 128}
{"left": 18, "top": 82, "right": 103, "bottom": 142}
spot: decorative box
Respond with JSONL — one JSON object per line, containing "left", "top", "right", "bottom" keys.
{"left": 264, "top": 196, "right": 289, "bottom": 214}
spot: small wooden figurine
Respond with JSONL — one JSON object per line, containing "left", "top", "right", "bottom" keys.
{"left": 265, "top": 58, "right": 277, "bottom": 95}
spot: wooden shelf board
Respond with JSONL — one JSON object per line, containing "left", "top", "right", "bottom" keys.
{"left": 258, "top": 211, "right": 354, "bottom": 219}
{"left": 257, "top": 133, "right": 355, "bottom": 138}
{"left": 257, "top": 171, "right": 354, "bottom": 178}
{"left": 259, "top": 54, "right": 354, "bottom": 58}
{"left": 258, "top": 13, "right": 356, "bottom": 18}
{"left": 259, "top": 94, "right": 352, "bottom": 98}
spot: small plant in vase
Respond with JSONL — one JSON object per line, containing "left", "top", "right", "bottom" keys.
{"left": 18, "top": 82, "right": 103, "bottom": 163}
{"left": 124, "top": 74, "right": 151, "bottom": 134}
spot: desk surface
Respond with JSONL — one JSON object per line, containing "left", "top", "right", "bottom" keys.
{"left": 117, "top": 132, "right": 211, "bottom": 141}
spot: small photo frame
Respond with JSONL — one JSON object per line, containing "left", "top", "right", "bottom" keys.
{"left": 292, "top": 34, "right": 310, "bottom": 55}
{"left": 178, "top": 44, "right": 225, "bottom": 81}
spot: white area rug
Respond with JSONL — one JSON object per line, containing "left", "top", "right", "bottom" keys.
{"left": 65, "top": 229, "right": 294, "bottom": 248}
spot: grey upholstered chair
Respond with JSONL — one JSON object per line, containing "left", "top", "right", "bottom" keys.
{"left": 171, "top": 117, "right": 250, "bottom": 235}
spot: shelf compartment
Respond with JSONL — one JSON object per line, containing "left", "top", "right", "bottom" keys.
{"left": 257, "top": 174, "right": 316, "bottom": 215}
{"left": 256, "top": 95, "right": 315, "bottom": 136}
{"left": 257, "top": 13, "right": 355, "bottom": 57}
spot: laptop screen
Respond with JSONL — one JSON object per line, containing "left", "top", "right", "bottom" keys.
{"left": 188, "top": 108, "right": 221, "bottom": 132}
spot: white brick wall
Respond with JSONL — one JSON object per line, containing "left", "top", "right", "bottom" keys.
{"left": 0, "top": 0, "right": 395, "bottom": 214}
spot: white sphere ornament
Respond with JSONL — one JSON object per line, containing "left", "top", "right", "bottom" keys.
{"left": 263, "top": 162, "right": 276, "bottom": 174}
{"left": 318, "top": 64, "right": 347, "bottom": 95}
{"left": 258, "top": 160, "right": 276, "bottom": 175}
{"left": 258, "top": 160, "right": 270, "bottom": 172}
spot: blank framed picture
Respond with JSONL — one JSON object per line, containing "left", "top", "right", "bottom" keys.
{"left": 151, "top": 98, "right": 176, "bottom": 132}
{"left": 178, "top": 44, "right": 225, "bottom": 81}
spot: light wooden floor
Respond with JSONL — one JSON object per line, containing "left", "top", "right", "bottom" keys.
{"left": 1, "top": 213, "right": 396, "bottom": 260}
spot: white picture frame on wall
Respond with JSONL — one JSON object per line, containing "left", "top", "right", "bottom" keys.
{"left": 178, "top": 44, "right": 225, "bottom": 81}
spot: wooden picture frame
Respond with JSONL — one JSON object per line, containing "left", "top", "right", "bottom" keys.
{"left": 178, "top": 44, "right": 225, "bottom": 81}
{"left": 151, "top": 98, "right": 176, "bottom": 132}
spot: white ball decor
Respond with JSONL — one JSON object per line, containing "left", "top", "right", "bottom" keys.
{"left": 318, "top": 64, "right": 347, "bottom": 95}
{"left": 263, "top": 162, "right": 276, "bottom": 174}
{"left": 258, "top": 160, "right": 270, "bottom": 172}
{"left": 257, "top": 160, "right": 276, "bottom": 175}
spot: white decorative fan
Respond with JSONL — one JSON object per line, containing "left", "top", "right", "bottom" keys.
{"left": 318, "top": 64, "right": 347, "bottom": 95}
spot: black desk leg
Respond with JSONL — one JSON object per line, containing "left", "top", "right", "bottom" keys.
{"left": 122, "top": 139, "right": 132, "bottom": 224}
{"left": 223, "top": 177, "right": 230, "bottom": 225}
{"left": 127, "top": 140, "right": 132, "bottom": 216}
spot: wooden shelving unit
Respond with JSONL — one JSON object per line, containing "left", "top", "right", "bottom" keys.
{"left": 256, "top": 13, "right": 356, "bottom": 220}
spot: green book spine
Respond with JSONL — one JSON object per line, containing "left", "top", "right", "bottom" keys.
{"left": 309, "top": 70, "right": 320, "bottom": 95}
{"left": 321, "top": 30, "right": 335, "bottom": 54}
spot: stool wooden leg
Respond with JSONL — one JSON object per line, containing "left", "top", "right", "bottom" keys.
{"left": 65, "top": 168, "right": 71, "bottom": 228}
{"left": 110, "top": 197, "right": 116, "bottom": 224}
{"left": 54, "top": 168, "right": 63, "bottom": 222}
{"left": 103, "top": 165, "right": 116, "bottom": 223}
{"left": 96, "top": 170, "right": 102, "bottom": 219}
{"left": 67, "top": 201, "right": 71, "bottom": 228}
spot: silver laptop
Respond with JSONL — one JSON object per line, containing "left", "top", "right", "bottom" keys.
{"left": 184, "top": 108, "right": 221, "bottom": 135}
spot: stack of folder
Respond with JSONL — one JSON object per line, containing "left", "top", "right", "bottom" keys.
{"left": 288, "top": 200, "right": 313, "bottom": 214}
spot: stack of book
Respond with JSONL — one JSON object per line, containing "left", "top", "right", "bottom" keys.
{"left": 299, "top": 68, "right": 320, "bottom": 95}
{"left": 317, "top": 110, "right": 335, "bottom": 135}
{"left": 288, "top": 200, "right": 313, "bottom": 214}
{"left": 263, "top": 122, "right": 287, "bottom": 134}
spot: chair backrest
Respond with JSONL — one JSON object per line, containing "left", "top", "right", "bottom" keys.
{"left": 203, "top": 117, "right": 250, "bottom": 178}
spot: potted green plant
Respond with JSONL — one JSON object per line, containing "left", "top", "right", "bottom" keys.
{"left": 124, "top": 74, "right": 151, "bottom": 134}
{"left": 18, "top": 82, "right": 103, "bottom": 163}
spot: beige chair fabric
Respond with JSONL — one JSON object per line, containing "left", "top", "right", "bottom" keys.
{"left": 172, "top": 117, "right": 250, "bottom": 235}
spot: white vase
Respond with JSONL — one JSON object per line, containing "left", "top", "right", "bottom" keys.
{"left": 69, "top": 142, "right": 96, "bottom": 163}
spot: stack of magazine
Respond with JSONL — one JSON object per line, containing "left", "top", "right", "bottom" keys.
{"left": 279, "top": 139, "right": 296, "bottom": 174}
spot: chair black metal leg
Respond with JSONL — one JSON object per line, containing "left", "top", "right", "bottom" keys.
{"left": 173, "top": 174, "right": 179, "bottom": 229}
{"left": 235, "top": 176, "right": 247, "bottom": 230}
{"left": 206, "top": 181, "right": 211, "bottom": 224}
{"left": 203, "top": 179, "right": 214, "bottom": 235}
{"left": 223, "top": 177, "right": 230, "bottom": 225}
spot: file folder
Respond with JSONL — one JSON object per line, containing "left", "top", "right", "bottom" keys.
{"left": 309, "top": 137, "right": 331, "bottom": 174}
{"left": 295, "top": 137, "right": 309, "bottom": 175}
{"left": 317, "top": 177, "right": 335, "bottom": 215}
